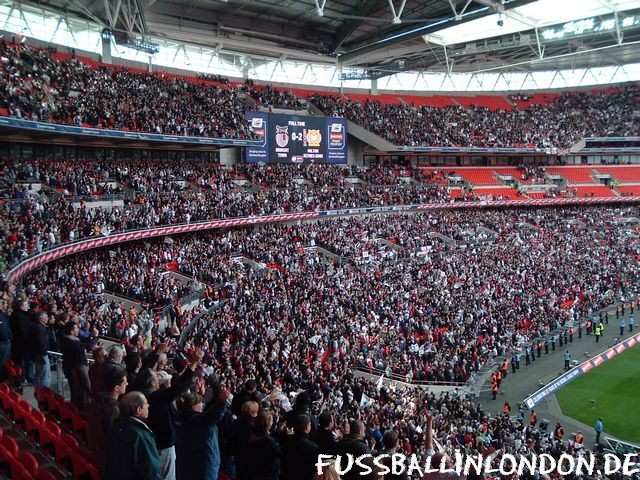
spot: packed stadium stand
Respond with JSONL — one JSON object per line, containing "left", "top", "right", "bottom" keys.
{"left": 2, "top": 43, "right": 640, "bottom": 150}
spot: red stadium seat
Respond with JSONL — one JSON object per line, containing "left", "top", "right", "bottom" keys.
{"left": 37, "top": 470, "right": 58, "bottom": 480}
{"left": 1, "top": 435, "right": 19, "bottom": 458}
{"left": 18, "top": 451, "right": 39, "bottom": 478}
{"left": 24, "top": 410, "right": 46, "bottom": 443}
{"left": 70, "top": 451, "right": 100, "bottom": 480}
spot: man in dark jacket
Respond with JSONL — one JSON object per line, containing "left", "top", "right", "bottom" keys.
{"left": 9, "top": 300, "right": 32, "bottom": 381}
{"left": 281, "top": 414, "right": 320, "bottom": 480}
{"left": 136, "top": 350, "right": 202, "bottom": 480}
{"left": 89, "top": 365, "right": 128, "bottom": 464}
{"left": 0, "top": 306, "right": 13, "bottom": 381}
{"left": 313, "top": 411, "right": 338, "bottom": 455}
{"left": 336, "top": 420, "right": 372, "bottom": 480}
{"left": 103, "top": 391, "right": 161, "bottom": 480}
{"left": 284, "top": 391, "right": 319, "bottom": 434}
{"left": 230, "top": 379, "right": 260, "bottom": 416}
{"left": 30, "top": 311, "right": 50, "bottom": 387}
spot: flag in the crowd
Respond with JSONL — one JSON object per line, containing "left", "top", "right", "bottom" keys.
{"left": 376, "top": 374, "right": 384, "bottom": 391}
{"left": 560, "top": 299, "right": 574, "bottom": 309}
{"left": 434, "top": 438, "right": 445, "bottom": 452}
{"left": 360, "top": 393, "right": 373, "bottom": 409}
{"left": 321, "top": 347, "right": 333, "bottom": 364}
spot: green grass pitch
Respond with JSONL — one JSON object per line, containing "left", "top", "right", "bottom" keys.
{"left": 556, "top": 344, "right": 640, "bottom": 444}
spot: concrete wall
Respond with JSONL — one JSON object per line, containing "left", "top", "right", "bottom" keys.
{"left": 220, "top": 147, "right": 241, "bottom": 165}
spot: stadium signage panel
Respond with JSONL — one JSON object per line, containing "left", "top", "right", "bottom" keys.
{"left": 0, "top": 116, "right": 263, "bottom": 146}
{"left": 523, "top": 332, "right": 640, "bottom": 409}
{"left": 321, "top": 204, "right": 419, "bottom": 216}
{"left": 245, "top": 112, "right": 348, "bottom": 164}
{"left": 397, "top": 146, "right": 542, "bottom": 153}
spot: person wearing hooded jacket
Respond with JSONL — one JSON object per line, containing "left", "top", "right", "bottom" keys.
{"left": 174, "top": 383, "right": 228, "bottom": 480}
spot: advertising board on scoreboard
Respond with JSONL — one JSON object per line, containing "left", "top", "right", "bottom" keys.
{"left": 245, "top": 112, "right": 348, "bottom": 164}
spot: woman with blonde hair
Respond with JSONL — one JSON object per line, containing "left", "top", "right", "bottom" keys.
{"left": 247, "top": 410, "right": 281, "bottom": 480}
{"left": 314, "top": 458, "right": 341, "bottom": 480}
{"left": 232, "top": 401, "right": 259, "bottom": 480}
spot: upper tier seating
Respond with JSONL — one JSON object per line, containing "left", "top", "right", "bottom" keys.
{"left": 547, "top": 167, "right": 597, "bottom": 183}
{"left": 310, "top": 85, "right": 640, "bottom": 149}
{"left": 616, "top": 184, "right": 640, "bottom": 196}
{"left": 453, "top": 95, "right": 512, "bottom": 110}
{"left": 2, "top": 43, "right": 640, "bottom": 149}
{"left": 400, "top": 94, "right": 457, "bottom": 107}
{"left": 596, "top": 166, "right": 640, "bottom": 183}
{"left": 453, "top": 168, "right": 501, "bottom": 185}
{"left": 570, "top": 185, "right": 617, "bottom": 197}
{"left": 473, "top": 186, "right": 523, "bottom": 199}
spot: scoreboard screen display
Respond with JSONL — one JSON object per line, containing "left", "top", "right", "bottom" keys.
{"left": 245, "top": 112, "right": 347, "bottom": 164}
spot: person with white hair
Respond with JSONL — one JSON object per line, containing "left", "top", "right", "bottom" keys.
{"left": 107, "top": 345, "right": 125, "bottom": 367}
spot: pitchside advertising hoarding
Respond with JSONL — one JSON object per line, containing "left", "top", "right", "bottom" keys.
{"left": 523, "top": 331, "right": 640, "bottom": 409}
{"left": 245, "top": 112, "right": 348, "bottom": 164}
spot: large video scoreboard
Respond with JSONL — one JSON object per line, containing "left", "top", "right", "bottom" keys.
{"left": 245, "top": 112, "right": 348, "bottom": 164}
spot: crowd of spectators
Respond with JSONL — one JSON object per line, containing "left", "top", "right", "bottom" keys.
{"left": 2, "top": 42, "right": 640, "bottom": 149}
{"left": 1, "top": 159, "right": 454, "bottom": 276}
{"left": 309, "top": 85, "right": 640, "bottom": 149}
{"left": 0, "top": 43, "right": 256, "bottom": 139}
{"left": 238, "top": 84, "right": 306, "bottom": 111}
{"left": 1, "top": 204, "right": 638, "bottom": 479}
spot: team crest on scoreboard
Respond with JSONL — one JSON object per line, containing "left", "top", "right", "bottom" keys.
{"left": 328, "top": 123, "right": 345, "bottom": 149}
{"left": 250, "top": 117, "right": 266, "bottom": 141}
{"left": 304, "top": 129, "right": 322, "bottom": 147}
{"left": 275, "top": 125, "right": 289, "bottom": 148}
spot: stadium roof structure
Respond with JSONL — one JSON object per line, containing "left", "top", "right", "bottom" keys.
{"left": 21, "top": 0, "right": 640, "bottom": 78}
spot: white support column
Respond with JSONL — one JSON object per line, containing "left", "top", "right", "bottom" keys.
{"left": 534, "top": 27, "right": 545, "bottom": 60}
{"left": 614, "top": 11, "right": 623, "bottom": 45}
{"left": 387, "top": 0, "right": 407, "bottom": 24}
{"left": 103, "top": 0, "right": 122, "bottom": 29}
{"left": 2, "top": 4, "right": 15, "bottom": 30}
{"left": 63, "top": 16, "right": 78, "bottom": 45}
{"left": 608, "top": 65, "right": 621, "bottom": 84}
{"left": 314, "top": 0, "right": 328, "bottom": 17}
{"left": 18, "top": 4, "right": 31, "bottom": 34}
{"left": 446, "top": 0, "right": 458, "bottom": 18}
{"left": 370, "top": 78, "right": 378, "bottom": 95}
